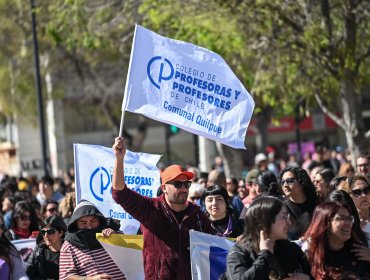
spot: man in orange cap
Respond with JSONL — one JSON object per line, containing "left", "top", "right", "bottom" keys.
{"left": 111, "top": 137, "right": 215, "bottom": 280}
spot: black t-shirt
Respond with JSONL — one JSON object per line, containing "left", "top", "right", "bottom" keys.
{"left": 325, "top": 242, "right": 370, "bottom": 279}
{"left": 212, "top": 215, "right": 229, "bottom": 235}
{"left": 212, "top": 214, "right": 242, "bottom": 238}
{"left": 43, "top": 248, "right": 60, "bottom": 279}
{"left": 285, "top": 199, "right": 316, "bottom": 240}
{"left": 172, "top": 208, "right": 187, "bottom": 223}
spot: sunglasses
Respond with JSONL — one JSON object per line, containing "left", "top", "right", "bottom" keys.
{"left": 281, "top": 178, "right": 297, "bottom": 186}
{"left": 351, "top": 187, "right": 370, "bottom": 197}
{"left": 356, "top": 162, "right": 369, "bottom": 168}
{"left": 167, "top": 181, "right": 192, "bottom": 189}
{"left": 41, "top": 228, "right": 56, "bottom": 236}
{"left": 47, "top": 208, "right": 58, "bottom": 213}
{"left": 19, "top": 215, "right": 31, "bottom": 221}
{"left": 190, "top": 196, "right": 201, "bottom": 201}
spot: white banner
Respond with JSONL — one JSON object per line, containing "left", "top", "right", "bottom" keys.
{"left": 74, "top": 143, "right": 161, "bottom": 234}
{"left": 190, "top": 230, "right": 234, "bottom": 280}
{"left": 123, "top": 25, "right": 255, "bottom": 149}
{"left": 11, "top": 238, "right": 36, "bottom": 263}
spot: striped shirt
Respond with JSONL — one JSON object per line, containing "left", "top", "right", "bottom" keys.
{"left": 59, "top": 241, "right": 126, "bottom": 280}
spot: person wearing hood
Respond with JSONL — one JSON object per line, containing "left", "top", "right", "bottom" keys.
{"left": 59, "top": 200, "right": 125, "bottom": 280}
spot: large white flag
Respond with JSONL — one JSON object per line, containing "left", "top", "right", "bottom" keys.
{"left": 190, "top": 230, "right": 234, "bottom": 280}
{"left": 123, "top": 25, "right": 255, "bottom": 149}
{"left": 74, "top": 143, "right": 161, "bottom": 234}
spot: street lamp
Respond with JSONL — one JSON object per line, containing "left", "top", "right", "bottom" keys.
{"left": 30, "top": 0, "right": 49, "bottom": 176}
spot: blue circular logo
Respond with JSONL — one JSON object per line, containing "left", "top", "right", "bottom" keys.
{"left": 89, "top": 167, "right": 111, "bottom": 202}
{"left": 147, "top": 56, "right": 174, "bottom": 89}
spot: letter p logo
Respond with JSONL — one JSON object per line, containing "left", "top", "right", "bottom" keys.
{"left": 147, "top": 56, "right": 174, "bottom": 89}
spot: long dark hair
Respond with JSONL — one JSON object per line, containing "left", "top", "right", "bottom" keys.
{"left": 241, "top": 196, "right": 283, "bottom": 252}
{"left": 256, "top": 170, "right": 282, "bottom": 198}
{"left": 0, "top": 214, "right": 17, "bottom": 272}
{"left": 10, "top": 201, "right": 39, "bottom": 232}
{"left": 279, "top": 166, "right": 318, "bottom": 205}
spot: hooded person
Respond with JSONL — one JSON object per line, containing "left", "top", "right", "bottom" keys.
{"left": 59, "top": 200, "right": 125, "bottom": 280}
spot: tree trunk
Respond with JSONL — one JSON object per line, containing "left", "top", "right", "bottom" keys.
{"left": 215, "top": 142, "right": 243, "bottom": 179}
{"left": 340, "top": 76, "right": 367, "bottom": 166}
{"left": 255, "top": 107, "right": 272, "bottom": 153}
{"left": 340, "top": 0, "right": 368, "bottom": 166}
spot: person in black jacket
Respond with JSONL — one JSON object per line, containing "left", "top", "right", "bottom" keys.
{"left": 26, "top": 215, "right": 66, "bottom": 280}
{"left": 226, "top": 196, "right": 312, "bottom": 280}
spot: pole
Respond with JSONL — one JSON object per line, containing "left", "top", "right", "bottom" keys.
{"left": 193, "top": 134, "right": 199, "bottom": 167}
{"left": 294, "top": 98, "right": 303, "bottom": 163}
{"left": 30, "top": 0, "right": 49, "bottom": 176}
{"left": 164, "top": 125, "right": 171, "bottom": 165}
{"left": 119, "top": 110, "right": 125, "bottom": 137}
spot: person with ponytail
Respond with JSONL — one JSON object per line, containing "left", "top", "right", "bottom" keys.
{"left": 255, "top": 170, "right": 284, "bottom": 199}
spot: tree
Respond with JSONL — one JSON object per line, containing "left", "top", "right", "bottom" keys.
{"left": 228, "top": 0, "right": 370, "bottom": 163}
{"left": 0, "top": 0, "right": 150, "bottom": 151}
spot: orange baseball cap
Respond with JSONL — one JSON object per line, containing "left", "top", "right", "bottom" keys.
{"left": 161, "top": 165, "right": 194, "bottom": 184}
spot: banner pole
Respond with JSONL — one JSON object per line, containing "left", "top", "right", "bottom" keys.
{"left": 119, "top": 110, "right": 125, "bottom": 137}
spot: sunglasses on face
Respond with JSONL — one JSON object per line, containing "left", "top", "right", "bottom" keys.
{"left": 167, "top": 181, "right": 192, "bottom": 189}
{"left": 351, "top": 187, "right": 370, "bottom": 197}
{"left": 356, "top": 162, "right": 369, "bottom": 168}
{"left": 19, "top": 215, "right": 31, "bottom": 221}
{"left": 47, "top": 208, "right": 58, "bottom": 213}
{"left": 190, "top": 196, "right": 201, "bottom": 201}
{"left": 41, "top": 228, "right": 56, "bottom": 236}
{"left": 281, "top": 178, "right": 297, "bottom": 186}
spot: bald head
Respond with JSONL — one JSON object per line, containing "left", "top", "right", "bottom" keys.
{"left": 207, "top": 170, "right": 226, "bottom": 188}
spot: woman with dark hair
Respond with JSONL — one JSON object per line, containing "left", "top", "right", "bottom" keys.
{"left": 303, "top": 202, "right": 370, "bottom": 279}
{"left": 280, "top": 167, "right": 318, "bottom": 240}
{"left": 202, "top": 185, "right": 243, "bottom": 238}
{"left": 255, "top": 170, "right": 283, "bottom": 199}
{"left": 329, "top": 176, "right": 348, "bottom": 191}
{"left": 226, "top": 177, "right": 239, "bottom": 197}
{"left": 226, "top": 196, "right": 312, "bottom": 279}
{"left": 40, "top": 200, "right": 59, "bottom": 220}
{"left": 26, "top": 215, "right": 67, "bottom": 279}
{"left": 4, "top": 201, "right": 40, "bottom": 240}
{"left": 0, "top": 214, "right": 28, "bottom": 279}
{"left": 313, "top": 168, "right": 336, "bottom": 202}
{"left": 348, "top": 174, "right": 370, "bottom": 229}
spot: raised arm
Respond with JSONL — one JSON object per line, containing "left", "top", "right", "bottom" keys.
{"left": 112, "top": 137, "right": 126, "bottom": 190}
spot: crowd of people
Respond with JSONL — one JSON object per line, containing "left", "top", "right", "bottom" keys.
{"left": 0, "top": 138, "right": 369, "bottom": 279}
